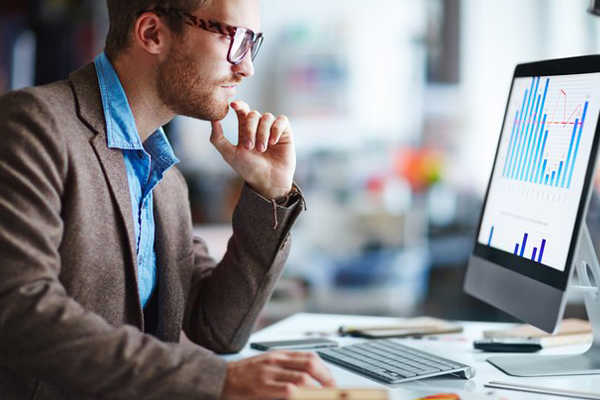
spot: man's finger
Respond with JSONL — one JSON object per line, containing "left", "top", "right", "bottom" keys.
{"left": 277, "top": 353, "right": 336, "bottom": 388}
{"left": 210, "top": 121, "right": 234, "bottom": 161}
{"left": 231, "top": 100, "right": 251, "bottom": 121}
{"left": 256, "top": 113, "right": 275, "bottom": 152}
{"left": 264, "top": 381, "right": 296, "bottom": 399}
{"left": 270, "top": 115, "right": 291, "bottom": 145}
{"left": 274, "top": 370, "right": 319, "bottom": 388}
{"left": 240, "top": 110, "right": 261, "bottom": 150}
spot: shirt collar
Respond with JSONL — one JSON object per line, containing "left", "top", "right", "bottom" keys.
{"left": 94, "top": 52, "right": 144, "bottom": 150}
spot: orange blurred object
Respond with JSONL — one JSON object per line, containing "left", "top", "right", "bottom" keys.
{"left": 393, "top": 147, "right": 444, "bottom": 192}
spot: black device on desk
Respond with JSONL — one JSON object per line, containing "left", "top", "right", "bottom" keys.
{"left": 250, "top": 338, "right": 338, "bottom": 351}
{"left": 473, "top": 338, "right": 542, "bottom": 353}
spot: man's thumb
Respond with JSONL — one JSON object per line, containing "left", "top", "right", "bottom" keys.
{"left": 210, "top": 121, "right": 234, "bottom": 160}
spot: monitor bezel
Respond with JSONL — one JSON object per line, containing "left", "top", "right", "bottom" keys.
{"left": 472, "top": 55, "right": 600, "bottom": 291}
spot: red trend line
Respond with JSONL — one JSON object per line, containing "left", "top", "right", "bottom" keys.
{"left": 550, "top": 89, "right": 567, "bottom": 122}
{"left": 545, "top": 88, "right": 583, "bottom": 126}
{"left": 564, "top": 92, "right": 566, "bottom": 121}
{"left": 562, "top": 103, "right": 581, "bottom": 126}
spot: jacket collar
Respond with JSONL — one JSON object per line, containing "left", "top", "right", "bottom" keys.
{"left": 69, "top": 62, "right": 144, "bottom": 325}
{"left": 69, "top": 62, "right": 106, "bottom": 137}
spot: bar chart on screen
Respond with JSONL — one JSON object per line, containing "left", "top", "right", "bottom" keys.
{"left": 501, "top": 76, "right": 589, "bottom": 189}
{"left": 478, "top": 72, "right": 600, "bottom": 271}
{"left": 487, "top": 225, "right": 548, "bottom": 264}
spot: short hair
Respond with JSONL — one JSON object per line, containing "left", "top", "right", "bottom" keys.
{"left": 105, "top": 0, "right": 206, "bottom": 58}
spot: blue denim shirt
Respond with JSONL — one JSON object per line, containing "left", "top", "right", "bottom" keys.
{"left": 94, "top": 53, "right": 179, "bottom": 309}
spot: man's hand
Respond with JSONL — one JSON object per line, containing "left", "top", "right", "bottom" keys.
{"left": 210, "top": 101, "right": 296, "bottom": 200}
{"left": 220, "top": 351, "right": 336, "bottom": 400}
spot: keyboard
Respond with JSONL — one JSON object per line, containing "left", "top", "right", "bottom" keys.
{"left": 317, "top": 339, "right": 476, "bottom": 384}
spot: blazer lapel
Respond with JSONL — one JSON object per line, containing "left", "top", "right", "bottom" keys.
{"left": 69, "top": 63, "right": 142, "bottom": 319}
{"left": 153, "top": 186, "right": 185, "bottom": 342}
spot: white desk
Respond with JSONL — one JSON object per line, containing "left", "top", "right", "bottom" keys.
{"left": 229, "top": 313, "right": 600, "bottom": 400}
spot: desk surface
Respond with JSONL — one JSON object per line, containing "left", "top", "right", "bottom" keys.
{"left": 231, "top": 313, "right": 600, "bottom": 400}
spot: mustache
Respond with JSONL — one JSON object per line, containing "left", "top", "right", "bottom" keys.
{"left": 218, "top": 77, "right": 243, "bottom": 86}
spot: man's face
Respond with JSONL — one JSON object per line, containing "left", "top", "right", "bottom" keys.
{"left": 156, "top": 0, "right": 260, "bottom": 121}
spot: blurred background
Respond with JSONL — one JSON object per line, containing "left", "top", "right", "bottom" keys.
{"left": 4, "top": 0, "right": 600, "bottom": 327}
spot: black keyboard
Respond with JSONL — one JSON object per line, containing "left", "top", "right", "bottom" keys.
{"left": 318, "top": 339, "right": 476, "bottom": 384}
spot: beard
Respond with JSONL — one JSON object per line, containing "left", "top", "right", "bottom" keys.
{"left": 156, "top": 39, "right": 234, "bottom": 121}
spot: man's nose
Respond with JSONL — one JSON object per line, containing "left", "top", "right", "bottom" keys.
{"left": 232, "top": 52, "right": 255, "bottom": 78}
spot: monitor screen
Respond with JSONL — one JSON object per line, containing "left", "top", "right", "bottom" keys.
{"left": 473, "top": 69, "right": 600, "bottom": 290}
{"left": 465, "top": 56, "right": 600, "bottom": 376}
{"left": 466, "top": 56, "right": 600, "bottom": 334}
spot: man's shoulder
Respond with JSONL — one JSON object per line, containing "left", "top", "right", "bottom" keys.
{"left": 0, "top": 62, "right": 98, "bottom": 122}
{"left": 0, "top": 79, "right": 74, "bottom": 121}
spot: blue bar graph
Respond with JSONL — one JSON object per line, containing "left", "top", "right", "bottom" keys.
{"left": 538, "top": 239, "right": 546, "bottom": 263}
{"left": 535, "top": 131, "right": 549, "bottom": 183}
{"left": 539, "top": 158, "right": 547, "bottom": 183}
{"left": 497, "top": 227, "right": 548, "bottom": 264}
{"left": 561, "top": 118, "right": 578, "bottom": 187}
{"left": 511, "top": 78, "right": 537, "bottom": 179}
{"left": 519, "top": 233, "right": 528, "bottom": 257}
{"left": 509, "top": 233, "right": 548, "bottom": 264}
{"left": 501, "top": 77, "right": 587, "bottom": 189}
{"left": 509, "top": 232, "right": 547, "bottom": 264}
{"left": 517, "top": 78, "right": 541, "bottom": 180}
{"left": 526, "top": 78, "right": 550, "bottom": 181}
{"left": 503, "top": 111, "right": 520, "bottom": 177}
{"left": 528, "top": 113, "right": 547, "bottom": 181}
{"left": 488, "top": 226, "right": 494, "bottom": 246}
{"left": 508, "top": 89, "right": 530, "bottom": 178}
{"left": 519, "top": 94, "right": 541, "bottom": 180}
{"left": 566, "top": 101, "right": 588, "bottom": 189}
{"left": 508, "top": 79, "right": 535, "bottom": 179}
{"left": 556, "top": 161, "right": 564, "bottom": 186}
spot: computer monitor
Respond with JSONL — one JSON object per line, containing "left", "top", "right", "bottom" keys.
{"left": 464, "top": 55, "right": 600, "bottom": 377}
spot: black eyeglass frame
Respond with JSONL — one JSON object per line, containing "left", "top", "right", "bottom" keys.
{"left": 142, "top": 6, "right": 264, "bottom": 65}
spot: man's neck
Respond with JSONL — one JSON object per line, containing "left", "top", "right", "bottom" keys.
{"left": 111, "top": 55, "right": 175, "bottom": 142}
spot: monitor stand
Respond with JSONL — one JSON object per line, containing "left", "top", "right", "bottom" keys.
{"left": 487, "top": 224, "right": 600, "bottom": 377}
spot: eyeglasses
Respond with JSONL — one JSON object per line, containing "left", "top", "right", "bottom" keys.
{"left": 146, "top": 7, "right": 264, "bottom": 65}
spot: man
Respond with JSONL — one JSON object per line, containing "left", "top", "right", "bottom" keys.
{"left": 0, "top": 0, "right": 335, "bottom": 398}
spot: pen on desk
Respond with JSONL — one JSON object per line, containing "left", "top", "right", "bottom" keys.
{"left": 485, "top": 381, "right": 600, "bottom": 400}
{"left": 338, "top": 325, "right": 438, "bottom": 336}
{"left": 409, "top": 336, "right": 467, "bottom": 341}
{"left": 412, "top": 394, "right": 460, "bottom": 400}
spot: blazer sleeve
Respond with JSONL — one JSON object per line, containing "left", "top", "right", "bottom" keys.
{"left": 182, "top": 182, "right": 306, "bottom": 353}
{"left": 0, "top": 90, "right": 229, "bottom": 400}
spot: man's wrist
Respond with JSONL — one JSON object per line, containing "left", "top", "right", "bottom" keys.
{"left": 249, "top": 184, "right": 293, "bottom": 201}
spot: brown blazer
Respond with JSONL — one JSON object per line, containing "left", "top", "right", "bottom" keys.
{"left": 0, "top": 63, "right": 303, "bottom": 399}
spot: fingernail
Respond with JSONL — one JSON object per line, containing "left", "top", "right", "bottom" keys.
{"left": 244, "top": 140, "right": 253, "bottom": 149}
{"left": 257, "top": 143, "right": 266, "bottom": 152}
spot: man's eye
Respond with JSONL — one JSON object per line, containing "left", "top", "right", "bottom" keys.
{"left": 221, "top": 35, "right": 232, "bottom": 41}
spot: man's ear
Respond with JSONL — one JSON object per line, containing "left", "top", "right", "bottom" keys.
{"left": 133, "top": 12, "right": 170, "bottom": 55}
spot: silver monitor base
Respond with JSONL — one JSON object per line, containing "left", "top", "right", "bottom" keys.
{"left": 487, "top": 225, "right": 600, "bottom": 377}
{"left": 488, "top": 349, "right": 600, "bottom": 377}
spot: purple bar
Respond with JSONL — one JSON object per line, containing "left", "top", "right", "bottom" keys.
{"left": 514, "top": 243, "right": 519, "bottom": 255}
{"left": 519, "top": 233, "right": 528, "bottom": 257}
{"left": 538, "top": 239, "right": 546, "bottom": 263}
{"left": 532, "top": 247, "right": 537, "bottom": 261}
